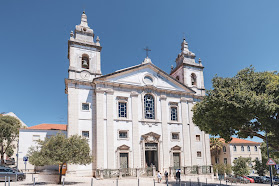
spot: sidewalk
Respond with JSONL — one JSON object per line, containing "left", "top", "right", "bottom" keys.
{"left": 4, "top": 174, "right": 269, "bottom": 186}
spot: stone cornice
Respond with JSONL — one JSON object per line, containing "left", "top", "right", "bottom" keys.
{"left": 94, "top": 80, "right": 196, "bottom": 97}
{"left": 65, "top": 79, "right": 94, "bottom": 94}
{"left": 68, "top": 40, "right": 102, "bottom": 51}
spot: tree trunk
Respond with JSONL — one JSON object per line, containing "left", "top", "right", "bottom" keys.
{"left": 1, "top": 144, "right": 4, "bottom": 165}
{"left": 59, "top": 163, "right": 65, "bottom": 184}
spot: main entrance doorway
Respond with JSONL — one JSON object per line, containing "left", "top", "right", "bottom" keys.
{"left": 145, "top": 143, "right": 158, "bottom": 170}
{"left": 120, "top": 153, "right": 128, "bottom": 168}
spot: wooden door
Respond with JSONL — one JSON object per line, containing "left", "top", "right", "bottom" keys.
{"left": 173, "top": 153, "right": 180, "bottom": 169}
{"left": 120, "top": 153, "right": 128, "bottom": 168}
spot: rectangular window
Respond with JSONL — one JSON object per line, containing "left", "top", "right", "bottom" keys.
{"left": 254, "top": 146, "right": 258, "bottom": 151}
{"left": 32, "top": 135, "right": 40, "bottom": 142}
{"left": 170, "top": 107, "right": 178, "bottom": 121}
{"left": 118, "top": 102, "right": 127, "bottom": 118}
{"left": 119, "top": 131, "right": 128, "bottom": 139}
{"left": 172, "top": 133, "right": 179, "bottom": 140}
{"left": 82, "top": 131, "right": 89, "bottom": 138}
{"left": 197, "top": 151, "right": 202, "bottom": 157}
{"left": 215, "top": 157, "right": 219, "bottom": 164}
{"left": 224, "top": 158, "right": 227, "bottom": 164}
{"left": 82, "top": 103, "right": 90, "bottom": 111}
{"left": 196, "top": 135, "right": 200, "bottom": 141}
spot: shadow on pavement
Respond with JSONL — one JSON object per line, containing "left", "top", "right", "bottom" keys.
{"left": 22, "top": 181, "right": 84, "bottom": 185}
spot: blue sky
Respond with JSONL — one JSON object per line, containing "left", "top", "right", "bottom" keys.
{"left": 0, "top": 1, "right": 278, "bottom": 142}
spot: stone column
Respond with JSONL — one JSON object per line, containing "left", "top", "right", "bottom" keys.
{"left": 96, "top": 88, "right": 105, "bottom": 169}
{"left": 160, "top": 95, "right": 170, "bottom": 170}
{"left": 131, "top": 91, "right": 140, "bottom": 168}
{"left": 106, "top": 89, "right": 114, "bottom": 169}
{"left": 181, "top": 97, "right": 191, "bottom": 166}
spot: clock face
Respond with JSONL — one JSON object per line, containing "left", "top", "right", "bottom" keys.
{"left": 81, "top": 71, "right": 90, "bottom": 80}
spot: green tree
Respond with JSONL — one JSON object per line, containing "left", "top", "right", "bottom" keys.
{"left": 0, "top": 115, "right": 21, "bottom": 164}
{"left": 193, "top": 67, "right": 279, "bottom": 150}
{"left": 225, "top": 164, "right": 232, "bottom": 175}
{"left": 28, "top": 133, "right": 92, "bottom": 184}
{"left": 253, "top": 158, "right": 268, "bottom": 176}
{"left": 232, "top": 157, "right": 251, "bottom": 176}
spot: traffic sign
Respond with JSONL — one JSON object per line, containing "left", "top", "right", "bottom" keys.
{"left": 266, "top": 158, "right": 276, "bottom": 165}
{"left": 23, "top": 156, "right": 28, "bottom": 162}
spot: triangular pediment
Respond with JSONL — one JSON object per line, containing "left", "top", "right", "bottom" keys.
{"left": 117, "top": 144, "right": 130, "bottom": 150}
{"left": 94, "top": 63, "right": 195, "bottom": 94}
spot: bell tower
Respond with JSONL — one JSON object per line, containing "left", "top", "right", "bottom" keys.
{"left": 170, "top": 38, "right": 205, "bottom": 96}
{"left": 68, "top": 11, "right": 102, "bottom": 82}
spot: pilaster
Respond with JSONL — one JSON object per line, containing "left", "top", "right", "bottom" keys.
{"left": 96, "top": 88, "right": 105, "bottom": 169}
{"left": 106, "top": 89, "right": 114, "bottom": 168}
{"left": 160, "top": 95, "right": 170, "bottom": 170}
{"left": 187, "top": 99, "right": 197, "bottom": 165}
{"left": 131, "top": 91, "right": 140, "bottom": 168}
{"left": 181, "top": 97, "right": 191, "bottom": 166}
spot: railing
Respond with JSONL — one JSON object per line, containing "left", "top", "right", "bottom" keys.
{"left": 95, "top": 165, "right": 212, "bottom": 179}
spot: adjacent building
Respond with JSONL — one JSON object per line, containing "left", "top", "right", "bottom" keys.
{"left": 211, "top": 137, "right": 261, "bottom": 175}
{"left": 65, "top": 12, "right": 211, "bottom": 177}
{"left": 18, "top": 124, "right": 67, "bottom": 171}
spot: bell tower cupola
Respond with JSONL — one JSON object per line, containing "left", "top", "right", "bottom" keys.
{"left": 170, "top": 37, "right": 205, "bottom": 96}
{"left": 68, "top": 11, "right": 102, "bottom": 81}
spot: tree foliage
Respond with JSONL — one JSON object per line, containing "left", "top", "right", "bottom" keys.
{"left": 28, "top": 133, "right": 92, "bottom": 184}
{"left": 259, "top": 142, "right": 279, "bottom": 176}
{"left": 253, "top": 158, "right": 268, "bottom": 176}
{"left": 0, "top": 115, "right": 21, "bottom": 164}
{"left": 193, "top": 67, "right": 279, "bottom": 150}
{"left": 232, "top": 157, "right": 251, "bottom": 176}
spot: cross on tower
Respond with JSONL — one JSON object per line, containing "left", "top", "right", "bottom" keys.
{"left": 144, "top": 46, "right": 151, "bottom": 57}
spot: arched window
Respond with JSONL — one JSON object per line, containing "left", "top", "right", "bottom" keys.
{"left": 233, "top": 145, "right": 236, "bottom": 151}
{"left": 81, "top": 54, "right": 89, "bottom": 69}
{"left": 223, "top": 146, "right": 226, "bottom": 152}
{"left": 247, "top": 146, "right": 250, "bottom": 151}
{"left": 254, "top": 146, "right": 258, "bottom": 151}
{"left": 191, "top": 73, "right": 197, "bottom": 86}
{"left": 241, "top": 145, "right": 244, "bottom": 151}
{"left": 144, "top": 94, "right": 155, "bottom": 119}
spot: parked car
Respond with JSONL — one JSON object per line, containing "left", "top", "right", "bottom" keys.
{"left": 0, "top": 166, "right": 25, "bottom": 181}
{"left": 273, "top": 176, "right": 279, "bottom": 184}
{"left": 4, "top": 158, "right": 15, "bottom": 165}
{"left": 262, "top": 176, "right": 271, "bottom": 183}
{"left": 243, "top": 176, "right": 255, "bottom": 183}
{"left": 225, "top": 175, "right": 249, "bottom": 184}
{"left": 247, "top": 176, "right": 261, "bottom": 183}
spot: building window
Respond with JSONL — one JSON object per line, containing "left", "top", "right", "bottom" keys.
{"left": 144, "top": 94, "right": 155, "bottom": 119}
{"left": 197, "top": 151, "right": 202, "bottom": 157}
{"left": 82, "top": 131, "right": 89, "bottom": 138}
{"left": 254, "top": 146, "right": 258, "bottom": 151}
{"left": 170, "top": 107, "right": 178, "bottom": 121}
{"left": 241, "top": 145, "right": 244, "bottom": 151}
{"left": 171, "top": 133, "right": 179, "bottom": 140}
{"left": 82, "top": 103, "right": 90, "bottom": 111}
{"left": 118, "top": 102, "right": 127, "bottom": 118}
{"left": 224, "top": 158, "right": 227, "bottom": 164}
{"left": 191, "top": 73, "right": 197, "bottom": 86}
{"left": 196, "top": 135, "right": 200, "bottom": 141}
{"left": 32, "top": 135, "right": 40, "bottom": 142}
{"left": 176, "top": 76, "right": 180, "bottom": 81}
{"left": 81, "top": 55, "right": 89, "bottom": 69}
{"left": 215, "top": 157, "right": 219, "bottom": 164}
{"left": 233, "top": 145, "right": 237, "bottom": 151}
{"left": 223, "top": 146, "right": 226, "bottom": 152}
{"left": 247, "top": 146, "right": 250, "bottom": 151}
{"left": 143, "top": 75, "right": 153, "bottom": 84}
{"left": 234, "top": 158, "right": 237, "bottom": 160}
{"left": 119, "top": 131, "right": 128, "bottom": 139}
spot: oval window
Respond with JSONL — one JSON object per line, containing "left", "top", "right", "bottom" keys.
{"left": 144, "top": 76, "right": 153, "bottom": 84}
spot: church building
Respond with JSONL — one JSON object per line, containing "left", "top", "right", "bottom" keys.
{"left": 65, "top": 12, "right": 211, "bottom": 177}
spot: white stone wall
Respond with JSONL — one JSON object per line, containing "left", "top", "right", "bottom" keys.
{"left": 18, "top": 129, "right": 67, "bottom": 171}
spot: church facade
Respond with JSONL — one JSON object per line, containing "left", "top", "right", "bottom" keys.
{"left": 65, "top": 12, "right": 211, "bottom": 177}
